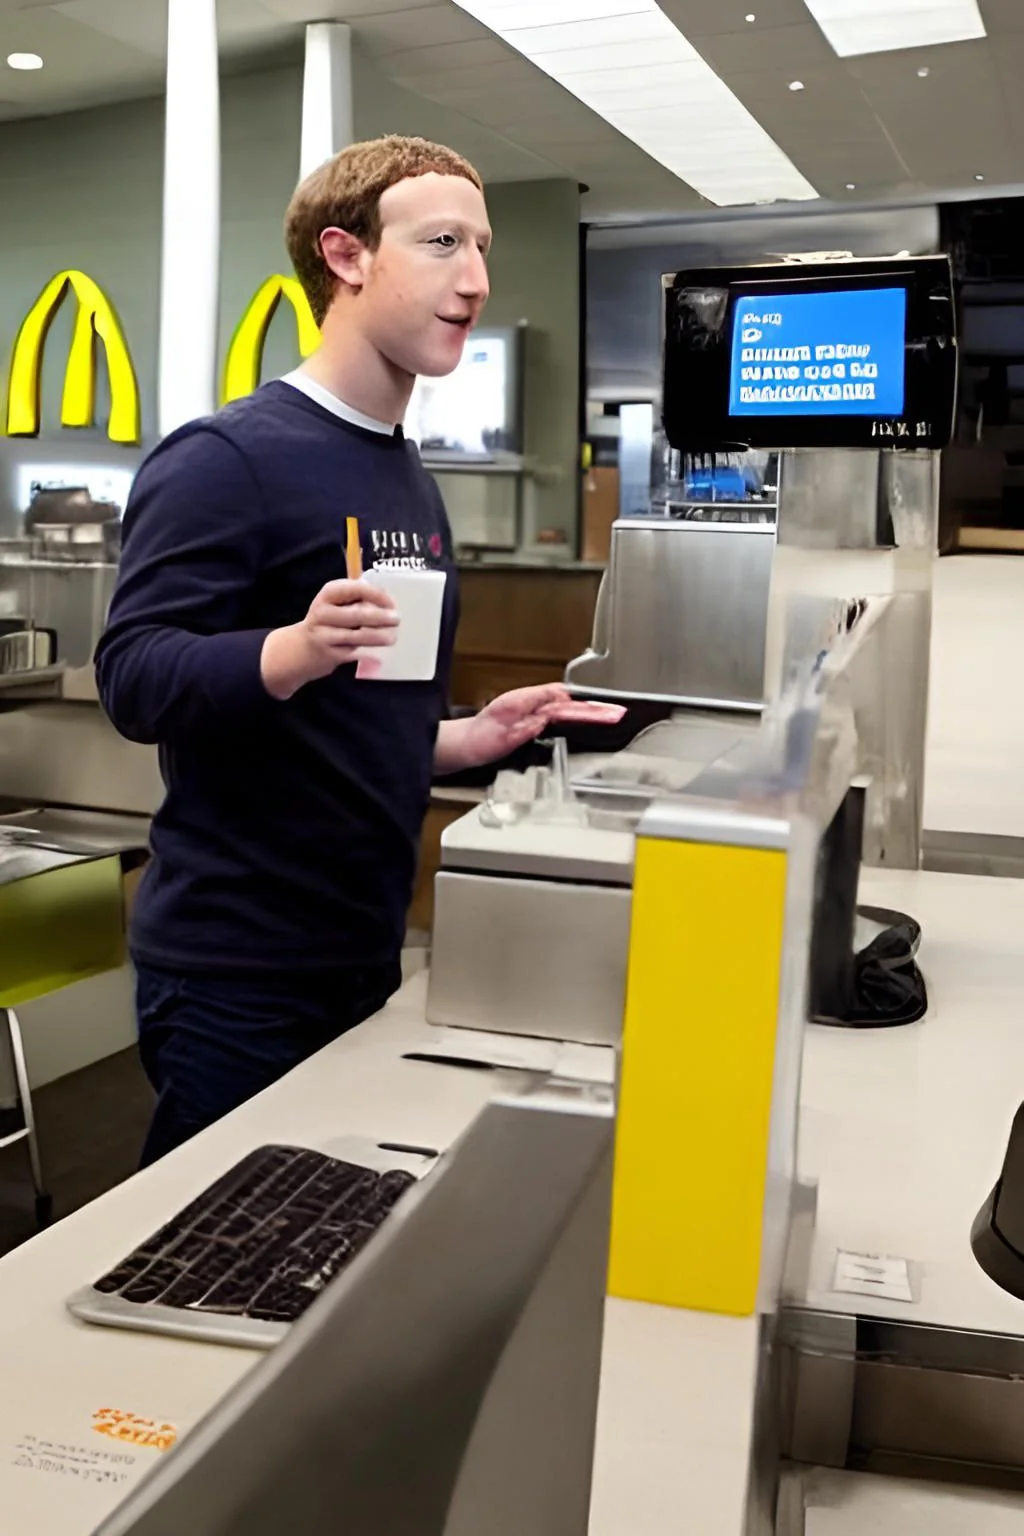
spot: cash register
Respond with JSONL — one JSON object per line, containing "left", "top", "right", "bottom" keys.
{"left": 427, "top": 254, "right": 955, "bottom": 1048}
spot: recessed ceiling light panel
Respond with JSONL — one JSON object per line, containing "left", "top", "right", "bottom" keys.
{"left": 7, "top": 52, "right": 43, "bottom": 71}
{"left": 451, "top": 0, "right": 818, "bottom": 206}
{"left": 803, "top": 0, "right": 985, "bottom": 58}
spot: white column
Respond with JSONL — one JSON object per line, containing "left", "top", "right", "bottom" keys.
{"left": 158, "top": 0, "right": 220, "bottom": 436}
{"left": 300, "top": 22, "right": 354, "bottom": 179}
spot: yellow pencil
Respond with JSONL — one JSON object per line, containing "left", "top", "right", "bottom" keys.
{"left": 345, "top": 516, "right": 362, "bottom": 580}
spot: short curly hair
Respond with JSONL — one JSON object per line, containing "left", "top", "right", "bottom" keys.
{"left": 284, "top": 135, "right": 484, "bottom": 326}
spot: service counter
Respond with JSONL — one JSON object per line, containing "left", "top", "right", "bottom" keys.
{"left": 0, "top": 867, "right": 1022, "bottom": 1533}
{"left": 801, "top": 865, "right": 1024, "bottom": 1340}
{"left": 451, "top": 561, "right": 604, "bottom": 708}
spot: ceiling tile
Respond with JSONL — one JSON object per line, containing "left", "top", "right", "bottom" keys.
{"left": 662, "top": 0, "right": 811, "bottom": 38}
{"left": 53, "top": 0, "right": 165, "bottom": 56}
{"left": 262, "top": 0, "right": 440, "bottom": 19}
{"left": 0, "top": 0, "right": 1015, "bottom": 228}
{"left": 975, "top": 0, "right": 1022, "bottom": 31}
{"left": 356, "top": 6, "right": 486, "bottom": 56}
{"left": 694, "top": 22, "right": 835, "bottom": 72}
{"left": 388, "top": 55, "right": 530, "bottom": 93}
{"left": 218, "top": 0, "right": 298, "bottom": 49}
{"left": 373, "top": 36, "right": 512, "bottom": 77}
{"left": 0, "top": 4, "right": 161, "bottom": 92}
{"left": 408, "top": 76, "right": 563, "bottom": 116}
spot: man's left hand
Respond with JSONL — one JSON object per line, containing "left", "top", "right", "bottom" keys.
{"left": 434, "top": 684, "right": 626, "bottom": 776}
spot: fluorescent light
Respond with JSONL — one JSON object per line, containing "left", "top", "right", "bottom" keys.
{"left": 788, "top": 79, "right": 805, "bottom": 90}
{"left": 7, "top": 53, "right": 43, "bottom": 70}
{"left": 917, "top": 65, "right": 930, "bottom": 76}
{"left": 803, "top": 0, "right": 985, "bottom": 57}
{"left": 846, "top": 182, "right": 856, "bottom": 189}
{"left": 451, "top": 0, "right": 818, "bottom": 206}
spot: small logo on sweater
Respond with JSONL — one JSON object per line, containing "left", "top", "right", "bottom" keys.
{"left": 368, "top": 528, "right": 442, "bottom": 570}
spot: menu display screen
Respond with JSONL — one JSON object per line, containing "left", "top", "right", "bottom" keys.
{"left": 729, "top": 286, "right": 907, "bottom": 418}
{"left": 660, "top": 256, "right": 956, "bottom": 453}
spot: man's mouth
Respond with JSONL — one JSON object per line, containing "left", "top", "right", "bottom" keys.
{"left": 438, "top": 315, "right": 472, "bottom": 330}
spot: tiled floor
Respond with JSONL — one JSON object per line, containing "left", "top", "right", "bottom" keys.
{"left": 0, "top": 1045, "right": 151, "bottom": 1258}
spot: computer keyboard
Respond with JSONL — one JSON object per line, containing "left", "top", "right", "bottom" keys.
{"left": 88, "top": 1145, "right": 417, "bottom": 1326}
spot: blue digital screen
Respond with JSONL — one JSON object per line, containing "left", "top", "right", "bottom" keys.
{"left": 729, "top": 286, "right": 907, "bottom": 418}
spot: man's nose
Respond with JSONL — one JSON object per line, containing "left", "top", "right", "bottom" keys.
{"left": 457, "top": 246, "right": 490, "bottom": 303}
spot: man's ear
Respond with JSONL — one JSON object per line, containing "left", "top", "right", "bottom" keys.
{"left": 319, "top": 227, "right": 368, "bottom": 293}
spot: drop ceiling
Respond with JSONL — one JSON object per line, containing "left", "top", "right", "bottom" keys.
{"left": 0, "top": 0, "right": 1020, "bottom": 224}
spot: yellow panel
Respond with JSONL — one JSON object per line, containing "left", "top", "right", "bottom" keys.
{"left": 608, "top": 835, "right": 789, "bottom": 1316}
{"left": 222, "top": 276, "right": 320, "bottom": 404}
{"left": 0, "top": 858, "right": 126, "bottom": 1009}
{"left": 5, "top": 269, "right": 141, "bottom": 445}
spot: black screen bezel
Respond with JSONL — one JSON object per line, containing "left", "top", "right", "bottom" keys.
{"left": 661, "top": 256, "right": 957, "bottom": 453}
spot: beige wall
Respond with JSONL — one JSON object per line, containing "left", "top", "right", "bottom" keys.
{"left": 482, "top": 179, "right": 581, "bottom": 549}
{"left": 0, "top": 59, "right": 582, "bottom": 550}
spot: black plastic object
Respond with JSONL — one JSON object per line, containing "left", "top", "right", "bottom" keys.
{"left": 841, "top": 904, "right": 929, "bottom": 1028}
{"left": 661, "top": 255, "right": 957, "bottom": 454}
{"left": 88, "top": 1144, "right": 418, "bottom": 1325}
{"left": 808, "top": 785, "right": 929, "bottom": 1029}
{"left": 972, "top": 1104, "right": 1024, "bottom": 1302}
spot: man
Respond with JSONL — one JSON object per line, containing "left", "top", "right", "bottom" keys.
{"left": 96, "top": 135, "right": 621, "bottom": 1165}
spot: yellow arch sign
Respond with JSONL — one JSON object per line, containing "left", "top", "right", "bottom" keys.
{"left": 6, "top": 270, "right": 141, "bottom": 445}
{"left": 222, "top": 276, "right": 320, "bottom": 405}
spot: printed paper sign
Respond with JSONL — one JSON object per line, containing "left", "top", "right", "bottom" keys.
{"left": 832, "top": 1249, "right": 914, "bottom": 1303}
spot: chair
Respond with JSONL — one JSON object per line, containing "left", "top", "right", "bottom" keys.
{"left": 0, "top": 855, "right": 126, "bottom": 1227}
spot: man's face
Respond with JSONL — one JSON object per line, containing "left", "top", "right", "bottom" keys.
{"left": 329, "top": 172, "right": 492, "bottom": 380}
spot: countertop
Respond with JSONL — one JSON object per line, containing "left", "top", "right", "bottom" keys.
{"left": 455, "top": 558, "right": 605, "bottom": 574}
{"left": 0, "top": 866, "right": 1021, "bottom": 1533}
{"left": 801, "top": 864, "right": 1024, "bottom": 1338}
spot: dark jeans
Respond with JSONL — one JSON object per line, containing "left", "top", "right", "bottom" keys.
{"left": 134, "top": 960, "right": 402, "bottom": 1167}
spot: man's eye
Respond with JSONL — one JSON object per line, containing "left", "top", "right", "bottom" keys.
{"left": 431, "top": 233, "right": 458, "bottom": 249}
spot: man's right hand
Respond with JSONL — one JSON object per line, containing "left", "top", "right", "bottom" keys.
{"left": 260, "top": 579, "right": 398, "bottom": 701}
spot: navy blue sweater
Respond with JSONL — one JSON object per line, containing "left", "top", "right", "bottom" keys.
{"left": 95, "top": 382, "right": 458, "bottom": 975}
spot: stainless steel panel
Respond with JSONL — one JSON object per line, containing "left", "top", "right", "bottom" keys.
{"left": 95, "top": 1079, "right": 614, "bottom": 1536}
{"left": 781, "top": 1311, "right": 858, "bottom": 1469}
{"left": 0, "top": 703, "right": 162, "bottom": 815}
{"left": 783, "top": 1312, "right": 1024, "bottom": 1474}
{"left": 566, "top": 518, "right": 775, "bottom": 708}
{"left": 0, "top": 559, "right": 116, "bottom": 668}
{"left": 427, "top": 871, "right": 631, "bottom": 1047}
{"left": 446, "top": 1143, "right": 612, "bottom": 1536}
{"left": 767, "top": 450, "right": 940, "bottom": 868}
{"left": 778, "top": 451, "right": 882, "bottom": 549}
{"left": 439, "top": 805, "right": 635, "bottom": 886}
{"left": 775, "top": 1470, "right": 807, "bottom": 1536}
{"left": 853, "top": 1364, "right": 1024, "bottom": 1469}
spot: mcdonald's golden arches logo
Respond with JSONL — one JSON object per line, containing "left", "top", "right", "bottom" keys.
{"left": 6, "top": 270, "right": 141, "bottom": 445}
{"left": 222, "top": 275, "right": 320, "bottom": 405}
{"left": 3, "top": 271, "right": 321, "bottom": 445}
